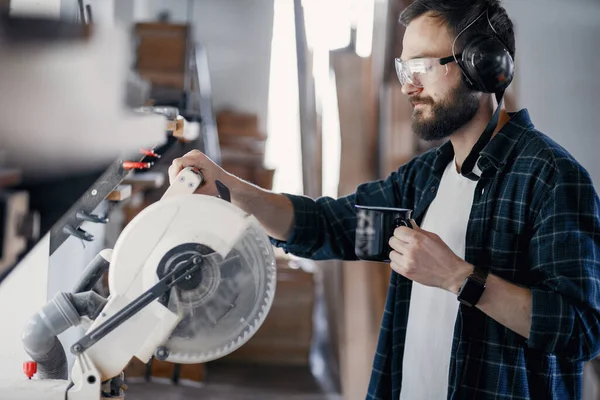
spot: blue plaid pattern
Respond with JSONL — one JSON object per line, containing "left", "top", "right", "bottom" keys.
{"left": 270, "top": 109, "right": 600, "bottom": 399}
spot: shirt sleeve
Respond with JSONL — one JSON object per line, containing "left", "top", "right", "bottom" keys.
{"left": 526, "top": 165, "right": 600, "bottom": 361}
{"left": 269, "top": 169, "right": 404, "bottom": 261}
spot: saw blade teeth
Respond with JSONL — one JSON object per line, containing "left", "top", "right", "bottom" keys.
{"left": 161, "top": 219, "right": 279, "bottom": 364}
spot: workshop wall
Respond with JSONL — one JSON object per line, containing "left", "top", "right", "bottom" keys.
{"left": 64, "top": 0, "right": 274, "bottom": 136}
{"left": 59, "top": 0, "right": 115, "bottom": 23}
{"left": 503, "top": 0, "right": 600, "bottom": 188}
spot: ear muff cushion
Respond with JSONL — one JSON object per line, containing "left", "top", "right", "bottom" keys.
{"left": 459, "top": 35, "right": 514, "bottom": 93}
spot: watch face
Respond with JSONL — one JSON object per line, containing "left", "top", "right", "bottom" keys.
{"left": 457, "top": 278, "right": 486, "bottom": 307}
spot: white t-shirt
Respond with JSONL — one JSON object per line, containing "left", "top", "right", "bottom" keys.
{"left": 400, "top": 158, "right": 479, "bottom": 400}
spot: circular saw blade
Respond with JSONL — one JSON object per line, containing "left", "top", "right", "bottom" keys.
{"left": 108, "top": 194, "right": 277, "bottom": 364}
{"left": 162, "top": 222, "right": 277, "bottom": 364}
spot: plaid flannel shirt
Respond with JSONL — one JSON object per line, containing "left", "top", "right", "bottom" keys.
{"left": 270, "top": 109, "right": 600, "bottom": 399}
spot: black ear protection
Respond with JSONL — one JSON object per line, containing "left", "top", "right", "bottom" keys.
{"left": 451, "top": 7, "right": 516, "bottom": 181}
{"left": 457, "top": 35, "right": 514, "bottom": 93}
{"left": 453, "top": 9, "right": 515, "bottom": 94}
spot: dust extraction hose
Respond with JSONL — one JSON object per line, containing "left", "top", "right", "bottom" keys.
{"left": 21, "top": 249, "right": 111, "bottom": 379}
{"left": 21, "top": 291, "right": 107, "bottom": 379}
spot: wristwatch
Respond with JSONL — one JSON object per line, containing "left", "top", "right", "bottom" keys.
{"left": 457, "top": 266, "right": 489, "bottom": 307}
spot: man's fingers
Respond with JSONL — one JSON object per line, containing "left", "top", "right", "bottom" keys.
{"left": 184, "top": 149, "right": 202, "bottom": 158}
{"left": 393, "top": 225, "right": 415, "bottom": 243}
{"left": 389, "top": 250, "right": 403, "bottom": 265}
{"left": 168, "top": 151, "right": 207, "bottom": 184}
{"left": 389, "top": 236, "right": 408, "bottom": 252}
{"left": 168, "top": 159, "right": 184, "bottom": 184}
{"left": 408, "top": 219, "right": 437, "bottom": 240}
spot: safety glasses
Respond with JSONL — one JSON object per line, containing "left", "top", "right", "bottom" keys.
{"left": 394, "top": 55, "right": 459, "bottom": 88}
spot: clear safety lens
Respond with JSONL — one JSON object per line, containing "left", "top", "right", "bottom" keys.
{"left": 394, "top": 57, "right": 449, "bottom": 88}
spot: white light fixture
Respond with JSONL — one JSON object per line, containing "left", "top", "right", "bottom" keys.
{"left": 9, "top": 0, "right": 61, "bottom": 18}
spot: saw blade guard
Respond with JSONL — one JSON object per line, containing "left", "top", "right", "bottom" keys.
{"left": 108, "top": 194, "right": 277, "bottom": 365}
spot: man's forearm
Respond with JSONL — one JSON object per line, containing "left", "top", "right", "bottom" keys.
{"left": 451, "top": 264, "right": 532, "bottom": 339}
{"left": 227, "top": 175, "right": 295, "bottom": 241}
{"left": 476, "top": 273, "right": 532, "bottom": 339}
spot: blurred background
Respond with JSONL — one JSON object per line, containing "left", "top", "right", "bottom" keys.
{"left": 0, "top": 0, "right": 599, "bottom": 399}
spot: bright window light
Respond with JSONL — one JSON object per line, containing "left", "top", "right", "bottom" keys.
{"left": 265, "top": 0, "right": 304, "bottom": 195}
{"left": 302, "top": 0, "right": 352, "bottom": 51}
{"left": 267, "top": 0, "right": 373, "bottom": 197}
{"left": 355, "top": 0, "right": 375, "bottom": 58}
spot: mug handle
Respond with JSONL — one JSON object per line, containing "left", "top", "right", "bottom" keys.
{"left": 394, "top": 218, "right": 411, "bottom": 228}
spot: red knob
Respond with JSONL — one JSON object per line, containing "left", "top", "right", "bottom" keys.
{"left": 23, "top": 361, "right": 37, "bottom": 379}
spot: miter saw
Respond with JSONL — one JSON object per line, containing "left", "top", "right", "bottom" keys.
{"left": 11, "top": 167, "right": 277, "bottom": 399}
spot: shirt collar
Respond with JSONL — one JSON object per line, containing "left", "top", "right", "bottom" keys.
{"left": 434, "top": 109, "right": 534, "bottom": 175}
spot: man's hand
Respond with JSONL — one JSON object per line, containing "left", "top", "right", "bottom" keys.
{"left": 388, "top": 220, "right": 472, "bottom": 293}
{"left": 389, "top": 220, "right": 533, "bottom": 339}
{"left": 168, "top": 149, "right": 295, "bottom": 242}
{"left": 168, "top": 149, "right": 233, "bottom": 197}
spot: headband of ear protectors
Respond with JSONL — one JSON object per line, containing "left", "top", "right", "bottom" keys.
{"left": 455, "top": 8, "right": 515, "bottom": 180}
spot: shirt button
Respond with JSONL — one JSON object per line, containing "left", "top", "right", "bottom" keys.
{"left": 481, "top": 188, "right": 485, "bottom": 195}
{"left": 431, "top": 186, "right": 436, "bottom": 193}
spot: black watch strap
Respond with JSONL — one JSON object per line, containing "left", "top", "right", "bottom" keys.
{"left": 457, "top": 266, "right": 489, "bottom": 307}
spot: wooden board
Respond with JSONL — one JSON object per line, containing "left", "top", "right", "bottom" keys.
{"left": 0, "top": 191, "right": 29, "bottom": 274}
{"left": 379, "top": 80, "right": 417, "bottom": 175}
{"left": 332, "top": 50, "right": 388, "bottom": 400}
{"left": 122, "top": 172, "right": 165, "bottom": 191}
{"left": 106, "top": 185, "right": 132, "bottom": 202}
{"left": 137, "top": 70, "right": 185, "bottom": 90}
{"left": 0, "top": 168, "right": 21, "bottom": 189}
{"left": 216, "top": 110, "right": 265, "bottom": 139}
{"left": 123, "top": 358, "right": 207, "bottom": 384}
{"left": 178, "top": 364, "right": 206, "bottom": 384}
{"left": 134, "top": 23, "right": 188, "bottom": 73}
{"left": 149, "top": 359, "right": 175, "bottom": 382}
{"left": 219, "top": 259, "right": 315, "bottom": 365}
{"left": 171, "top": 115, "right": 185, "bottom": 138}
{"left": 123, "top": 358, "right": 148, "bottom": 382}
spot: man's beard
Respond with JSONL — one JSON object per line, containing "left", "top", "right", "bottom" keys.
{"left": 410, "top": 82, "right": 480, "bottom": 141}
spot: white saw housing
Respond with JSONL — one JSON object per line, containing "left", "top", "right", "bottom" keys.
{"left": 82, "top": 194, "right": 277, "bottom": 381}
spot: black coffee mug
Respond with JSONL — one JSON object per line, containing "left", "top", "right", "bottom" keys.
{"left": 354, "top": 205, "right": 413, "bottom": 262}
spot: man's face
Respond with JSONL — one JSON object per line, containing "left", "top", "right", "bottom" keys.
{"left": 399, "top": 13, "right": 481, "bottom": 141}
